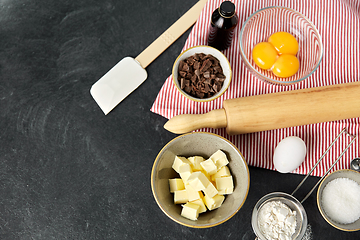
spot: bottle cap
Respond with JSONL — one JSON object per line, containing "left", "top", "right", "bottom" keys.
{"left": 219, "top": 1, "right": 235, "bottom": 18}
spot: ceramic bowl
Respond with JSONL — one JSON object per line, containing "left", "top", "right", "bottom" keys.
{"left": 252, "top": 192, "right": 308, "bottom": 240}
{"left": 317, "top": 169, "right": 360, "bottom": 231}
{"left": 151, "top": 132, "right": 249, "bottom": 228}
{"left": 172, "top": 45, "right": 232, "bottom": 102}
{"left": 239, "top": 6, "right": 323, "bottom": 85}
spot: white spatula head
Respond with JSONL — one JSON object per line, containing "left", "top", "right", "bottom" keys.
{"left": 90, "top": 57, "right": 147, "bottom": 115}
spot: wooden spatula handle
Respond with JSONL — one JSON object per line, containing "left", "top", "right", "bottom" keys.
{"left": 135, "top": 0, "right": 208, "bottom": 68}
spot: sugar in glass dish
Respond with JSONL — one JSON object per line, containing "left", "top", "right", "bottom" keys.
{"left": 239, "top": 6, "right": 323, "bottom": 85}
{"left": 151, "top": 132, "right": 250, "bottom": 228}
{"left": 317, "top": 169, "right": 360, "bottom": 232}
{"left": 252, "top": 192, "right": 308, "bottom": 240}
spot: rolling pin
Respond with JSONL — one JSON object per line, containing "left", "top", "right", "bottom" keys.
{"left": 164, "top": 81, "right": 360, "bottom": 135}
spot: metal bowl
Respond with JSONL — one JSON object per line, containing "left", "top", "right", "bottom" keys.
{"left": 151, "top": 132, "right": 249, "bottom": 228}
{"left": 252, "top": 192, "right": 308, "bottom": 240}
{"left": 317, "top": 169, "right": 360, "bottom": 231}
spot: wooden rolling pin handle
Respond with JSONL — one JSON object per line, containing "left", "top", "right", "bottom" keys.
{"left": 163, "top": 108, "right": 227, "bottom": 134}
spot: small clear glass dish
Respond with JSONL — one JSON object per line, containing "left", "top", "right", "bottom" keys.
{"left": 251, "top": 192, "right": 308, "bottom": 240}
{"left": 239, "top": 6, "right": 323, "bottom": 85}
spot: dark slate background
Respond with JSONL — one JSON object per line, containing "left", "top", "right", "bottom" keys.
{"left": 0, "top": 0, "right": 359, "bottom": 239}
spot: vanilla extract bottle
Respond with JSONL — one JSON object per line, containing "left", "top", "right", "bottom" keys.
{"left": 207, "top": 1, "right": 238, "bottom": 51}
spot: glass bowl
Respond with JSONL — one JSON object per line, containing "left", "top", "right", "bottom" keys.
{"left": 252, "top": 192, "right": 308, "bottom": 240}
{"left": 239, "top": 6, "right": 323, "bottom": 85}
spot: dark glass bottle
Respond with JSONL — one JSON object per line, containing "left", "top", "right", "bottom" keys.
{"left": 207, "top": 1, "right": 238, "bottom": 51}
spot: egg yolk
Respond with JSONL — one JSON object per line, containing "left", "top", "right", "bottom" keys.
{"left": 272, "top": 54, "right": 299, "bottom": 78}
{"left": 252, "top": 42, "right": 278, "bottom": 70}
{"left": 268, "top": 32, "right": 299, "bottom": 55}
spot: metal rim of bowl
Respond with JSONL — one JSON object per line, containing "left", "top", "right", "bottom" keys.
{"left": 171, "top": 45, "right": 232, "bottom": 102}
{"left": 251, "top": 192, "right": 308, "bottom": 240}
{"left": 150, "top": 132, "right": 250, "bottom": 228}
{"left": 316, "top": 169, "right": 360, "bottom": 232}
{"left": 239, "top": 6, "right": 324, "bottom": 85}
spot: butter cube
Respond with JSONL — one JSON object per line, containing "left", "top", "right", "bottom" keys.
{"left": 201, "top": 170, "right": 211, "bottom": 179}
{"left": 169, "top": 178, "right": 185, "bottom": 193}
{"left": 185, "top": 184, "right": 203, "bottom": 201}
{"left": 188, "top": 156, "right": 204, "bottom": 171}
{"left": 211, "top": 166, "right": 231, "bottom": 181}
{"left": 179, "top": 171, "right": 192, "bottom": 184}
{"left": 181, "top": 202, "right": 200, "bottom": 221}
{"left": 178, "top": 163, "right": 192, "bottom": 173}
{"left": 203, "top": 194, "right": 225, "bottom": 211}
{"left": 216, "top": 176, "right": 234, "bottom": 195}
{"left": 172, "top": 156, "right": 191, "bottom": 173}
{"left": 200, "top": 159, "right": 217, "bottom": 175}
{"left": 190, "top": 198, "right": 207, "bottom": 213}
{"left": 203, "top": 182, "right": 218, "bottom": 198}
{"left": 178, "top": 160, "right": 193, "bottom": 184}
{"left": 209, "top": 150, "right": 229, "bottom": 170}
{"left": 187, "top": 172, "right": 210, "bottom": 191}
{"left": 174, "top": 190, "right": 188, "bottom": 204}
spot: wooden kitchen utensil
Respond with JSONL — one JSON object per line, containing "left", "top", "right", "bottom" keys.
{"left": 164, "top": 81, "right": 360, "bottom": 135}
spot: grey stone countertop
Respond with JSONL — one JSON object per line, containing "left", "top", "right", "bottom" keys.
{"left": 0, "top": 0, "right": 358, "bottom": 239}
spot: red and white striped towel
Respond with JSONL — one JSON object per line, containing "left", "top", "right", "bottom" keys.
{"left": 151, "top": 0, "right": 360, "bottom": 177}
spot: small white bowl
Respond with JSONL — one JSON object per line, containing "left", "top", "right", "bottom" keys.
{"left": 151, "top": 132, "right": 249, "bottom": 228}
{"left": 172, "top": 45, "right": 232, "bottom": 102}
{"left": 317, "top": 169, "right": 360, "bottom": 231}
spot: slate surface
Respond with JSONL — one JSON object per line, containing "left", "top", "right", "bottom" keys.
{"left": 0, "top": 0, "right": 359, "bottom": 239}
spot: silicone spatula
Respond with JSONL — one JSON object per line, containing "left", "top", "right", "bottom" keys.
{"left": 90, "top": 0, "right": 208, "bottom": 115}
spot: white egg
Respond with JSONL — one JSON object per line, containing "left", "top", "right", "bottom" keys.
{"left": 273, "top": 136, "right": 306, "bottom": 173}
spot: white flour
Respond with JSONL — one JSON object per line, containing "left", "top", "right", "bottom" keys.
{"left": 258, "top": 201, "right": 297, "bottom": 240}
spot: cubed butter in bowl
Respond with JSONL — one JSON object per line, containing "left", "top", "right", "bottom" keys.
{"left": 151, "top": 132, "right": 250, "bottom": 228}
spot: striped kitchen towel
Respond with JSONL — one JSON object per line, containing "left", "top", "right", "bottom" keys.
{"left": 151, "top": 0, "right": 360, "bottom": 177}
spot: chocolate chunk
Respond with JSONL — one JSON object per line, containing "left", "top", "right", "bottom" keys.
{"left": 196, "top": 92, "right": 205, "bottom": 98}
{"left": 193, "top": 61, "right": 200, "bottom": 70}
{"left": 191, "top": 74, "right": 197, "bottom": 83}
{"left": 204, "top": 78, "right": 211, "bottom": 85}
{"left": 203, "top": 71, "right": 210, "bottom": 78}
{"left": 180, "top": 78, "right": 185, "bottom": 89}
{"left": 213, "top": 83, "right": 221, "bottom": 93}
{"left": 213, "top": 65, "right": 223, "bottom": 74}
{"left": 178, "top": 53, "right": 225, "bottom": 99}
{"left": 186, "top": 56, "right": 196, "bottom": 66}
{"left": 179, "top": 71, "right": 187, "bottom": 78}
{"left": 181, "top": 62, "right": 189, "bottom": 72}
{"left": 194, "top": 69, "right": 201, "bottom": 79}
{"left": 215, "top": 73, "right": 226, "bottom": 82}
{"left": 200, "top": 59, "right": 212, "bottom": 72}
{"left": 179, "top": 60, "right": 185, "bottom": 71}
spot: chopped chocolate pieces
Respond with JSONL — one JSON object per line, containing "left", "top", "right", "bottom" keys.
{"left": 178, "top": 53, "right": 226, "bottom": 99}
{"left": 203, "top": 71, "right": 210, "bottom": 79}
